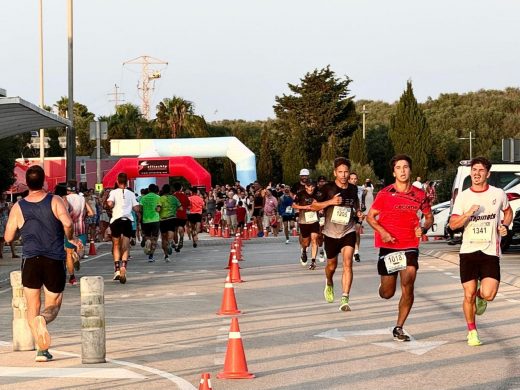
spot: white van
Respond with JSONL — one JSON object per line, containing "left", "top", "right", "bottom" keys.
{"left": 449, "top": 160, "right": 520, "bottom": 249}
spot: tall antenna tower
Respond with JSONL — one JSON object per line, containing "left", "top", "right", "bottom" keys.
{"left": 123, "top": 55, "right": 168, "bottom": 119}
{"left": 108, "top": 84, "right": 125, "bottom": 110}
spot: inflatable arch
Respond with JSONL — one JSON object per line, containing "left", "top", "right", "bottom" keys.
{"left": 110, "top": 137, "right": 257, "bottom": 185}
{"left": 102, "top": 156, "right": 211, "bottom": 191}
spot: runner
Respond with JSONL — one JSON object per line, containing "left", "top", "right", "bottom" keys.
{"left": 311, "top": 157, "right": 363, "bottom": 311}
{"left": 291, "top": 169, "right": 312, "bottom": 261}
{"left": 278, "top": 186, "right": 295, "bottom": 244}
{"left": 173, "top": 182, "right": 190, "bottom": 252}
{"left": 348, "top": 172, "right": 364, "bottom": 262}
{"left": 157, "top": 184, "right": 181, "bottom": 262}
{"left": 366, "top": 154, "right": 433, "bottom": 341}
{"left": 448, "top": 156, "right": 512, "bottom": 346}
{"left": 188, "top": 187, "right": 205, "bottom": 248}
{"left": 292, "top": 181, "right": 320, "bottom": 270}
{"left": 316, "top": 175, "right": 328, "bottom": 262}
{"left": 139, "top": 184, "right": 161, "bottom": 262}
{"left": 106, "top": 173, "right": 140, "bottom": 284}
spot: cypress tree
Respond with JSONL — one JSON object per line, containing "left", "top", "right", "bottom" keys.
{"left": 389, "top": 81, "right": 431, "bottom": 178}
{"left": 349, "top": 128, "right": 368, "bottom": 165}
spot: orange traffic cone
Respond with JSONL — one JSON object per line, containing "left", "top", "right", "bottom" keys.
{"left": 291, "top": 226, "right": 298, "bottom": 237}
{"left": 229, "top": 256, "right": 243, "bottom": 283}
{"left": 198, "top": 373, "right": 213, "bottom": 390}
{"left": 209, "top": 226, "right": 215, "bottom": 237}
{"left": 242, "top": 227, "right": 249, "bottom": 240}
{"left": 88, "top": 240, "right": 96, "bottom": 256}
{"left": 234, "top": 242, "right": 243, "bottom": 261}
{"left": 217, "top": 317, "right": 255, "bottom": 379}
{"left": 217, "top": 274, "right": 241, "bottom": 315}
{"left": 227, "top": 248, "right": 239, "bottom": 269}
{"left": 217, "top": 226, "right": 222, "bottom": 237}
{"left": 223, "top": 227, "right": 230, "bottom": 238}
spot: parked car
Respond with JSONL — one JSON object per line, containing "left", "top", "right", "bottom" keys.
{"left": 426, "top": 201, "right": 450, "bottom": 238}
{"left": 448, "top": 161, "right": 520, "bottom": 250}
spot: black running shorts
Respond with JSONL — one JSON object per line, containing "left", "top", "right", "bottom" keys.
{"left": 377, "top": 248, "right": 419, "bottom": 276}
{"left": 299, "top": 222, "right": 320, "bottom": 238}
{"left": 188, "top": 213, "right": 202, "bottom": 224}
{"left": 22, "top": 256, "right": 66, "bottom": 293}
{"left": 110, "top": 218, "right": 133, "bottom": 238}
{"left": 459, "top": 251, "right": 500, "bottom": 284}
{"left": 324, "top": 232, "right": 356, "bottom": 260}
{"left": 141, "top": 221, "right": 160, "bottom": 238}
{"left": 172, "top": 218, "right": 187, "bottom": 228}
{"left": 159, "top": 218, "right": 176, "bottom": 234}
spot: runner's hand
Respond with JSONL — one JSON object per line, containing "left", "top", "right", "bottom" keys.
{"left": 415, "top": 226, "right": 423, "bottom": 238}
{"left": 330, "top": 194, "right": 342, "bottom": 205}
{"left": 466, "top": 205, "right": 480, "bottom": 216}
{"left": 71, "top": 238, "right": 83, "bottom": 250}
{"left": 498, "top": 224, "right": 508, "bottom": 237}
{"left": 381, "top": 231, "right": 395, "bottom": 243}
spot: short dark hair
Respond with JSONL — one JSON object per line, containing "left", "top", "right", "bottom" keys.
{"left": 162, "top": 184, "right": 171, "bottom": 194}
{"left": 349, "top": 172, "right": 358, "bottom": 178}
{"left": 470, "top": 156, "right": 492, "bottom": 171}
{"left": 317, "top": 175, "right": 327, "bottom": 182}
{"left": 148, "top": 183, "right": 159, "bottom": 193}
{"left": 334, "top": 157, "right": 351, "bottom": 169}
{"left": 26, "top": 165, "right": 45, "bottom": 190}
{"left": 117, "top": 172, "right": 128, "bottom": 185}
{"left": 173, "top": 182, "right": 182, "bottom": 191}
{"left": 390, "top": 154, "right": 413, "bottom": 171}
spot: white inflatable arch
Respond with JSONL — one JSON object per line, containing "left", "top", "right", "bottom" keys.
{"left": 110, "top": 137, "right": 257, "bottom": 185}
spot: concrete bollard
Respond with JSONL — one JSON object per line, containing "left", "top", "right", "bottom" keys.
{"left": 10, "top": 271, "right": 35, "bottom": 351}
{"left": 80, "top": 276, "right": 106, "bottom": 363}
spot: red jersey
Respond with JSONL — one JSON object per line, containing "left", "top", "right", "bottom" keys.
{"left": 236, "top": 206, "right": 246, "bottom": 223}
{"left": 371, "top": 184, "right": 431, "bottom": 249}
{"left": 214, "top": 210, "right": 222, "bottom": 225}
{"left": 174, "top": 191, "right": 190, "bottom": 219}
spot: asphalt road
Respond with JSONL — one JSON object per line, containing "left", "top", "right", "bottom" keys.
{"left": 0, "top": 233, "right": 519, "bottom": 390}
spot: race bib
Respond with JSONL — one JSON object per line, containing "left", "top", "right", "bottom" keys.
{"left": 304, "top": 211, "right": 318, "bottom": 223}
{"left": 285, "top": 206, "right": 293, "bottom": 214}
{"left": 384, "top": 251, "right": 407, "bottom": 273}
{"left": 331, "top": 206, "right": 351, "bottom": 225}
{"left": 465, "top": 220, "right": 493, "bottom": 244}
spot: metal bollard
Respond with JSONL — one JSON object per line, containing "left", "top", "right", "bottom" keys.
{"left": 80, "top": 276, "right": 106, "bottom": 363}
{"left": 10, "top": 270, "right": 35, "bottom": 351}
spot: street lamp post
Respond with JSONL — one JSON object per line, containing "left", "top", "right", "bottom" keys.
{"left": 458, "top": 131, "right": 476, "bottom": 160}
{"left": 361, "top": 104, "right": 369, "bottom": 140}
{"left": 66, "top": 0, "right": 75, "bottom": 182}
{"left": 39, "top": 0, "right": 45, "bottom": 166}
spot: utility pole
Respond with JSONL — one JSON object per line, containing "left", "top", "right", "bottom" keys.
{"left": 108, "top": 84, "right": 125, "bottom": 111}
{"left": 123, "top": 55, "right": 168, "bottom": 119}
{"left": 66, "top": 0, "right": 75, "bottom": 183}
{"left": 38, "top": 0, "right": 45, "bottom": 166}
{"left": 458, "top": 131, "right": 476, "bottom": 160}
{"left": 361, "top": 104, "right": 369, "bottom": 139}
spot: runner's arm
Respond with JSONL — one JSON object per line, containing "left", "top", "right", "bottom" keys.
{"left": 448, "top": 204, "right": 480, "bottom": 230}
{"left": 366, "top": 206, "right": 395, "bottom": 243}
{"left": 4, "top": 204, "right": 21, "bottom": 243}
{"left": 310, "top": 193, "right": 342, "bottom": 211}
{"left": 53, "top": 195, "right": 76, "bottom": 242}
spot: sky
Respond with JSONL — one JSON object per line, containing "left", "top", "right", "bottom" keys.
{"left": 1, "top": 0, "right": 520, "bottom": 122}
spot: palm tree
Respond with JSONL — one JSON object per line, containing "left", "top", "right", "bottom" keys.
{"left": 156, "top": 96, "right": 194, "bottom": 138}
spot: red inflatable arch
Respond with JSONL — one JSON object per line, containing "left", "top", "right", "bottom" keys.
{"left": 102, "top": 156, "right": 211, "bottom": 191}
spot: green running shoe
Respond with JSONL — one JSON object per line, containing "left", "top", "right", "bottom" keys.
{"left": 35, "top": 349, "right": 53, "bottom": 362}
{"left": 324, "top": 283, "right": 334, "bottom": 303}
{"left": 339, "top": 296, "right": 351, "bottom": 312}
{"left": 467, "top": 330, "right": 482, "bottom": 346}
{"left": 475, "top": 281, "right": 487, "bottom": 315}
{"left": 475, "top": 295, "right": 487, "bottom": 316}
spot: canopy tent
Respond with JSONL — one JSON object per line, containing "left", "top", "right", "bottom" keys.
{"left": 0, "top": 96, "right": 71, "bottom": 137}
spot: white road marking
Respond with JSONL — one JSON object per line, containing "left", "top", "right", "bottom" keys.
{"left": 0, "top": 366, "right": 145, "bottom": 379}
{"left": 0, "top": 343, "right": 196, "bottom": 389}
{"left": 506, "top": 299, "right": 519, "bottom": 303}
{"left": 315, "top": 329, "right": 447, "bottom": 355}
{"left": 444, "top": 272, "right": 454, "bottom": 275}
{"left": 373, "top": 341, "right": 448, "bottom": 356}
{"left": 451, "top": 276, "right": 459, "bottom": 279}
{"left": 145, "top": 294, "right": 155, "bottom": 297}
{"left": 79, "top": 253, "right": 111, "bottom": 264}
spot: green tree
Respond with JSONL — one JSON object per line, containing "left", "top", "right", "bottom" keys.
{"left": 53, "top": 97, "right": 95, "bottom": 156}
{"left": 0, "top": 136, "right": 18, "bottom": 193}
{"left": 46, "top": 128, "right": 63, "bottom": 157}
{"left": 274, "top": 66, "right": 358, "bottom": 170}
{"left": 366, "top": 124, "right": 394, "bottom": 184}
{"left": 389, "top": 81, "right": 431, "bottom": 178}
{"left": 156, "top": 96, "right": 194, "bottom": 138}
{"left": 349, "top": 128, "right": 368, "bottom": 165}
